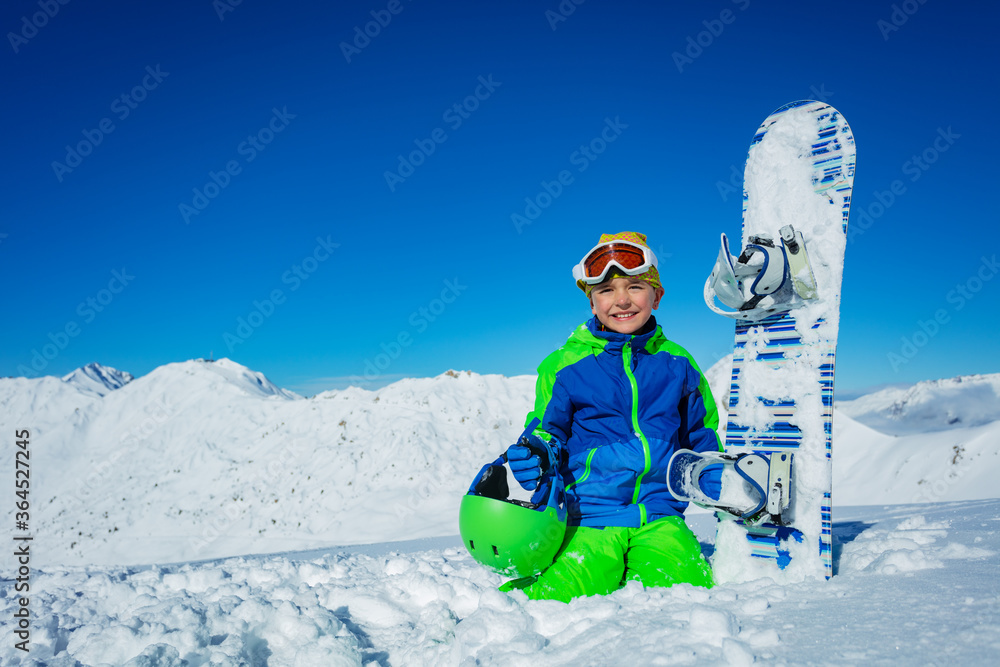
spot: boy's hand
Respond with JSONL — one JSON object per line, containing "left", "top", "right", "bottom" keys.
{"left": 698, "top": 463, "right": 723, "bottom": 501}
{"left": 505, "top": 443, "right": 544, "bottom": 490}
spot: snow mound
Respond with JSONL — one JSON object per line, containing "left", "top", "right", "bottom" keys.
{"left": 61, "top": 362, "right": 134, "bottom": 396}
{"left": 838, "top": 373, "right": 1000, "bottom": 435}
{"left": 838, "top": 513, "right": 992, "bottom": 575}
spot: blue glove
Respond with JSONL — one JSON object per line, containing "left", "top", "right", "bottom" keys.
{"left": 506, "top": 444, "right": 542, "bottom": 490}
{"left": 698, "top": 463, "right": 723, "bottom": 501}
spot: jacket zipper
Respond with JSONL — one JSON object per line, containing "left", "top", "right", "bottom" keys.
{"left": 624, "top": 341, "right": 652, "bottom": 525}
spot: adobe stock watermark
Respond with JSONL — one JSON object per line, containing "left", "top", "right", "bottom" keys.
{"left": 911, "top": 444, "right": 973, "bottom": 504}
{"left": 16, "top": 268, "right": 135, "bottom": 378}
{"left": 362, "top": 278, "right": 467, "bottom": 380}
{"left": 340, "top": 0, "right": 411, "bottom": 63}
{"left": 511, "top": 116, "right": 628, "bottom": 233}
{"left": 213, "top": 0, "right": 244, "bottom": 21}
{"left": 393, "top": 448, "right": 472, "bottom": 525}
{"left": 51, "top": 65, "right": 170, "bottom": 182}
{"left": 392, "top": 424, "right": 520, "bottom": 525}
{"left": 223, "top": 235, "right": 339, "bottom": 352}
{"left": 715, "top": 85, "right": 835, "bottom": 202}
{"left": 848, "top": 126, "right": 959, "bottom": 244}
{"left": 545, "top": 0, "right": 586, "bottom": 31}
{"left": 384, "top": 75, "right": 501, "bottom": 192}
{"left": 672, "top": 0, "right": 751, "bottom": 74}
{"left": 887, "top": 254, "right": 997, "bottom": 372}
{"left": 7, "top": 0, "right": 72, "bottom": 53}
{"left": 395, "top": 461, "right": 458, "bottom": 524}
{"left": 189, "top": 421, "right": 315, "bottom": 555}
{"left": 877, "top": 0, "right": 929, "bottom": 41}
{"left": 179, "top": 106, "right": 296, "bottom": 224}
{"left": 64, "top": 396, "right": 173, "bottom": 505}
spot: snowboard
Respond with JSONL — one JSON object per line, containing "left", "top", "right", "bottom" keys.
{"left": 675, "top": 100, "right": 856, "bottom": 582}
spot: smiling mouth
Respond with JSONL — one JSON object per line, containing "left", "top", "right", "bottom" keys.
{"left": 612, "top": 312, "right": 637, "bottom": 320}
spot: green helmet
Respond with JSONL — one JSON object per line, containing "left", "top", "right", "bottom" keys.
{"left": 459, "top": 454, "right": 567, "bottom": 578}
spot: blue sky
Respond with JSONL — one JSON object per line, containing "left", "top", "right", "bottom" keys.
{"left": 2, "top": 0, "right": 997, "bottom": 396}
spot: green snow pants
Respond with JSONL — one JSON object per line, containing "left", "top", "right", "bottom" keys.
{"left": 500, "top": 516, "right": 713, "bottom": 603}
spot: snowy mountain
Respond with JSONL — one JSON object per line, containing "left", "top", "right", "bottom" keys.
{"left": 0, "top": 360, "right": 533, "bottom": 567}
{"left": 704, "top": 358, "right": 1000, "bottom": 437}
{"left": 61, "top": 362, "right": 134, "bottom": 396}
{"left": 2, "top": 358, "right": 998, "bottom": 570}
{"left": 702, "top": 357, "right": 1000, "bottom": 507}
{"left": 837, "top": 373, "right": 1000, "bottom": 435}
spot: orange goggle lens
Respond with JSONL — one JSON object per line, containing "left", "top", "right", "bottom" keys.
{"left": 582, "top": 243, "right": 649, "bottom": 278}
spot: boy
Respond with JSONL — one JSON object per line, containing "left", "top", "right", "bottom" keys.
{"left": 501, "top": 231, "right": 722, "bottom": 603}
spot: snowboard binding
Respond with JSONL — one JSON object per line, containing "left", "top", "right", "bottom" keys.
{"left": 704, "top": 224, "right": 818, "bottom": 321}
{"left": 667, "top": 449, "right": 793, "bottom": 526}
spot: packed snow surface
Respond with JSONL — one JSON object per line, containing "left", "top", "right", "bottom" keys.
{"left": 2, "top": 501, "right": 997, "bottom": 665}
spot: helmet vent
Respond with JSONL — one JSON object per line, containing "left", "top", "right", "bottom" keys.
{"left": 469, "top": 540, "right": 475, "bottom": 550}
{"left": 492, "top": 545, "right": 499, "bottom": 556}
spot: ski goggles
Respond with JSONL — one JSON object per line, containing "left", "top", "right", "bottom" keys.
{"left": 572, "top": 240, "right": 658, "bottom": 285}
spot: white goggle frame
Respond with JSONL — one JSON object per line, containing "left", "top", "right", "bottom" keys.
{"left": 571, "top": 240, "right": 658, "bottom": 285}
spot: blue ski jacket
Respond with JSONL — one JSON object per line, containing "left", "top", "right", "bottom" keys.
{"left": 520, "top": 316, "right": 722, "bottom": 528}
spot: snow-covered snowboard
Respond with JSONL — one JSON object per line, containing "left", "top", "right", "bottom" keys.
{"left": 675, "top": 100, "right": 856, "bottom": 582}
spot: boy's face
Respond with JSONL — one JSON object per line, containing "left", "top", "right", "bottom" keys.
{"left": 589, "top": 276, "right": 664, "bottom": 334}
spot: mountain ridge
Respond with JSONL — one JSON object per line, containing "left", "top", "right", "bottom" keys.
{"left": 2, "top": 358, "right": 996, "bottom": 567}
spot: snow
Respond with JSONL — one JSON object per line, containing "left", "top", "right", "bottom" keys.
{"left": 833, "top": 414, "right": 1000, "bottom": 506}
{"left": 61, "top": 363, "right": 134, "bottom": 397}
{"left": 0, "top": 361, "right": 534, "bottom": 567}
{"left": 838, "top": 373, "right": 1000, "bottom": 435}
{"left": 2, "top": 358, "right": 998, "bottom": 664}
{"left": 702, "top": 357, "right": 1000, "bottom": 508}
{"left": 3, "top": 501, "right": 997, "bottom": 665}
{"left": 2, "top": 357, "right": 997, "bottom": 567}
